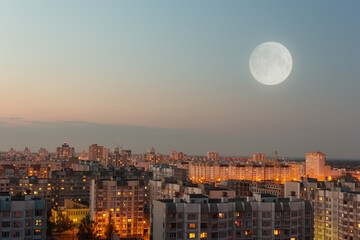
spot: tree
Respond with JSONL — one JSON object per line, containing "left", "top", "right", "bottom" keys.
{"left": 104, "top": 213, "right": 115, "bottom": 240}
{"left": 46, "top": 209, "right": 55, "bottom": 238}
{"left": 77, "top": 214, "right": 97, "bottom": 240}
{"left": 55, "top": 210, "right": 73, "bottom": 232}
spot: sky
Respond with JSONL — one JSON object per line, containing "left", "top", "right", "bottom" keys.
{"left": 0, "top": 1, "right": 359, "bottom": 159}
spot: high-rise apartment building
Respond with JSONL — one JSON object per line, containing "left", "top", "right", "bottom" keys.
{"left": 90, "top": 178, "right": 149, "bottom": 239}
{"left": 305, "top": 152, "right": 331, "bottom": 181}
{"left": 148, "top": 164, "right": 188, "bottom": 181}
{"left": 252, "top": 152, "right": 266, "bottom": 162}
{"left": 88, "top": 144, "right": 105, "bottom": 162}
{"left": 0, "top": 193, "right": 47, "bottom": 240}
{"left": 207, "top": 152, "right": 219, "bottom": 160}
{"left": 55, "top": 142, "right": 75, "bottom": 160}
{"left": 151, "top": 193, "right": 314, "bottom": 240}
{"left": 51, "top": 169, "right": 95, "bottom": 209}
{"left": 315, "top": 188, "right": 360, "bottom": 240}
{"left": 190, "top": 161, "right": 303, "bottom": 184}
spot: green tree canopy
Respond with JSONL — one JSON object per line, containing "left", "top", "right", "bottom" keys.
{"left": 77, "top": 214, "right": 97, "bottom": 240}
{"left": 104, "top": 213, "right": 115, "bottom": 240}
{"left": 55, "top": 210, "right": 73, "bottom": 232}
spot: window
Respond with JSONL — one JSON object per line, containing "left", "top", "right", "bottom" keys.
{"left": 35, "top": 220, "right": 42, "bottom": 226}
{"left": 14, "top": 212, "right": 21, "bottom": 218}
{"left": 274, "top": 230, "right": 281, "bottom": 236}
{"left": 3, "top": 212, "right": 10, "bottom": 218}
{"left": 13, "top": 222, "right": 21, "bottom": 228}
{"left": 13, "top": 232, "right": 20, "bottom": 238}
{"left": 2, "top": 232, "right": 10, "bottom": 238}
{"left": 34, "top": 229, "right": 42, "bottom": 235}
{"left": 2, "top": 222, "right": 10, "bottom": 227}
{"left": 189, "top": 223, "right": 196, "bottom": 229}
{"left": 245, "top": 230, "right": 252, "bottom": 236}
{"left": 219, "top": 213, "right": 225, "bottom": 218}
{"left": 189, "top": 233, "right": 196, "bottom": 239}
{"left": 188, "top": 213, "right": 197, "bottom": 220}
{"left": 35, "top": 210, "right": 42, "bottom": 216}
{"left": 169, "top": 223, "right": 176, "bottom": 229}
{"left": 200, "top": 232, "right": 207, "bottom": 238}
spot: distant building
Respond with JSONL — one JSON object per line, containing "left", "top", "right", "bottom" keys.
{"left": 250, "top": 181, "right": 284, "bottom": 198}
{"left": 252, "top": 152, "right": 266, "bottom": 162}
{"left": 23, "top": 147, "right": 30, "bottom": 156}
{"left": 106, "top": 148, "right": 131, "bottom": 167}
{"left": 88, "top": 144, "right": 105, "bottom": 162}
{"left": 8, "top": 148, "right": 16, "bottom": 156}
{"left": 0, "top": 192, "right": 47, "bottom": 240}
{"left": 151, "top": 193, "right": 314, "bottom": 240}
{"left": 305, "top": 152, "right": 331, "bottom": 181}
{"left": 148, "top": 164, "right": 188, "bottom": 181}
{"left": 55, "top": 142, "right": 75, "bottom": 160}
{"left": 189, "top": 161, "right": 303, "bottom": 184}
{"left": 170, "top": 151, "right": 186, "bottom": 160}
{"left": 149, "top": 178, "right": 236, "bottom": 201}
{"left": 38, "top": 148, "right": 49, "bottom": 158}
{"left": 207, "top": 152, "right": 219, "bottom": 160}
{"left": 220, "top": 180, "right": 252, "bottom": 198}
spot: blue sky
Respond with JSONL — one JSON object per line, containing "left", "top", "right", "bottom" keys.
{"left": 0, "top": 1, "right": 359, "bottom": 158}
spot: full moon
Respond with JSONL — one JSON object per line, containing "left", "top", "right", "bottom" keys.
{"left": 249, "top": 42, "right": 292, "bottom": 85}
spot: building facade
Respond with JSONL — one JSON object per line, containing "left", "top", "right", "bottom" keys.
{"left": 90, "top": 178, "right": 149, "bottom": 239}
{"left": 151, "top": 193, "right": 314, "bottom": 240}
{"left": 314, "top": 188, "right": 360, "bottom": 240}
{"left": 0, "top": 193, "right": 47, "bottom": 240}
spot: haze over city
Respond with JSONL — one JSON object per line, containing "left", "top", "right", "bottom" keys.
{"left": 1, "top": 1, "right": 359, "bottom": 159}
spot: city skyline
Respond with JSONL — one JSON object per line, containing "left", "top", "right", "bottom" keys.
{"left": 1, "top": 1, "right": 359, "bottom": 159}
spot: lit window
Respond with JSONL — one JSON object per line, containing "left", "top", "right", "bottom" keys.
{"left": 127, "top": 219, "right": 132, "bottom": 222}
{"left": 319, "top": 197, "right": 323, "bottom": 201}
{"left": 235, "top": 221, "right": 240, "bottom": 226}
{"left": 189, "top": 233, "right": 196, "bottom": 239}
{"left": 274, "top": 230, "right": 280, "bottom": 235}
{"left": 219, "top": 213, "right": 224, "bottom": 218}
{"left": 35, "top": 220, "right": 42, "bottom": 226}
{"left": 200, "top": 232, "right": 207, "bottom": 238}
{"left": 189, "top": 223, "right": 196, "bottom": 229}
{"left": 245, "top": 230, "right": 252, "bottom": 236}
